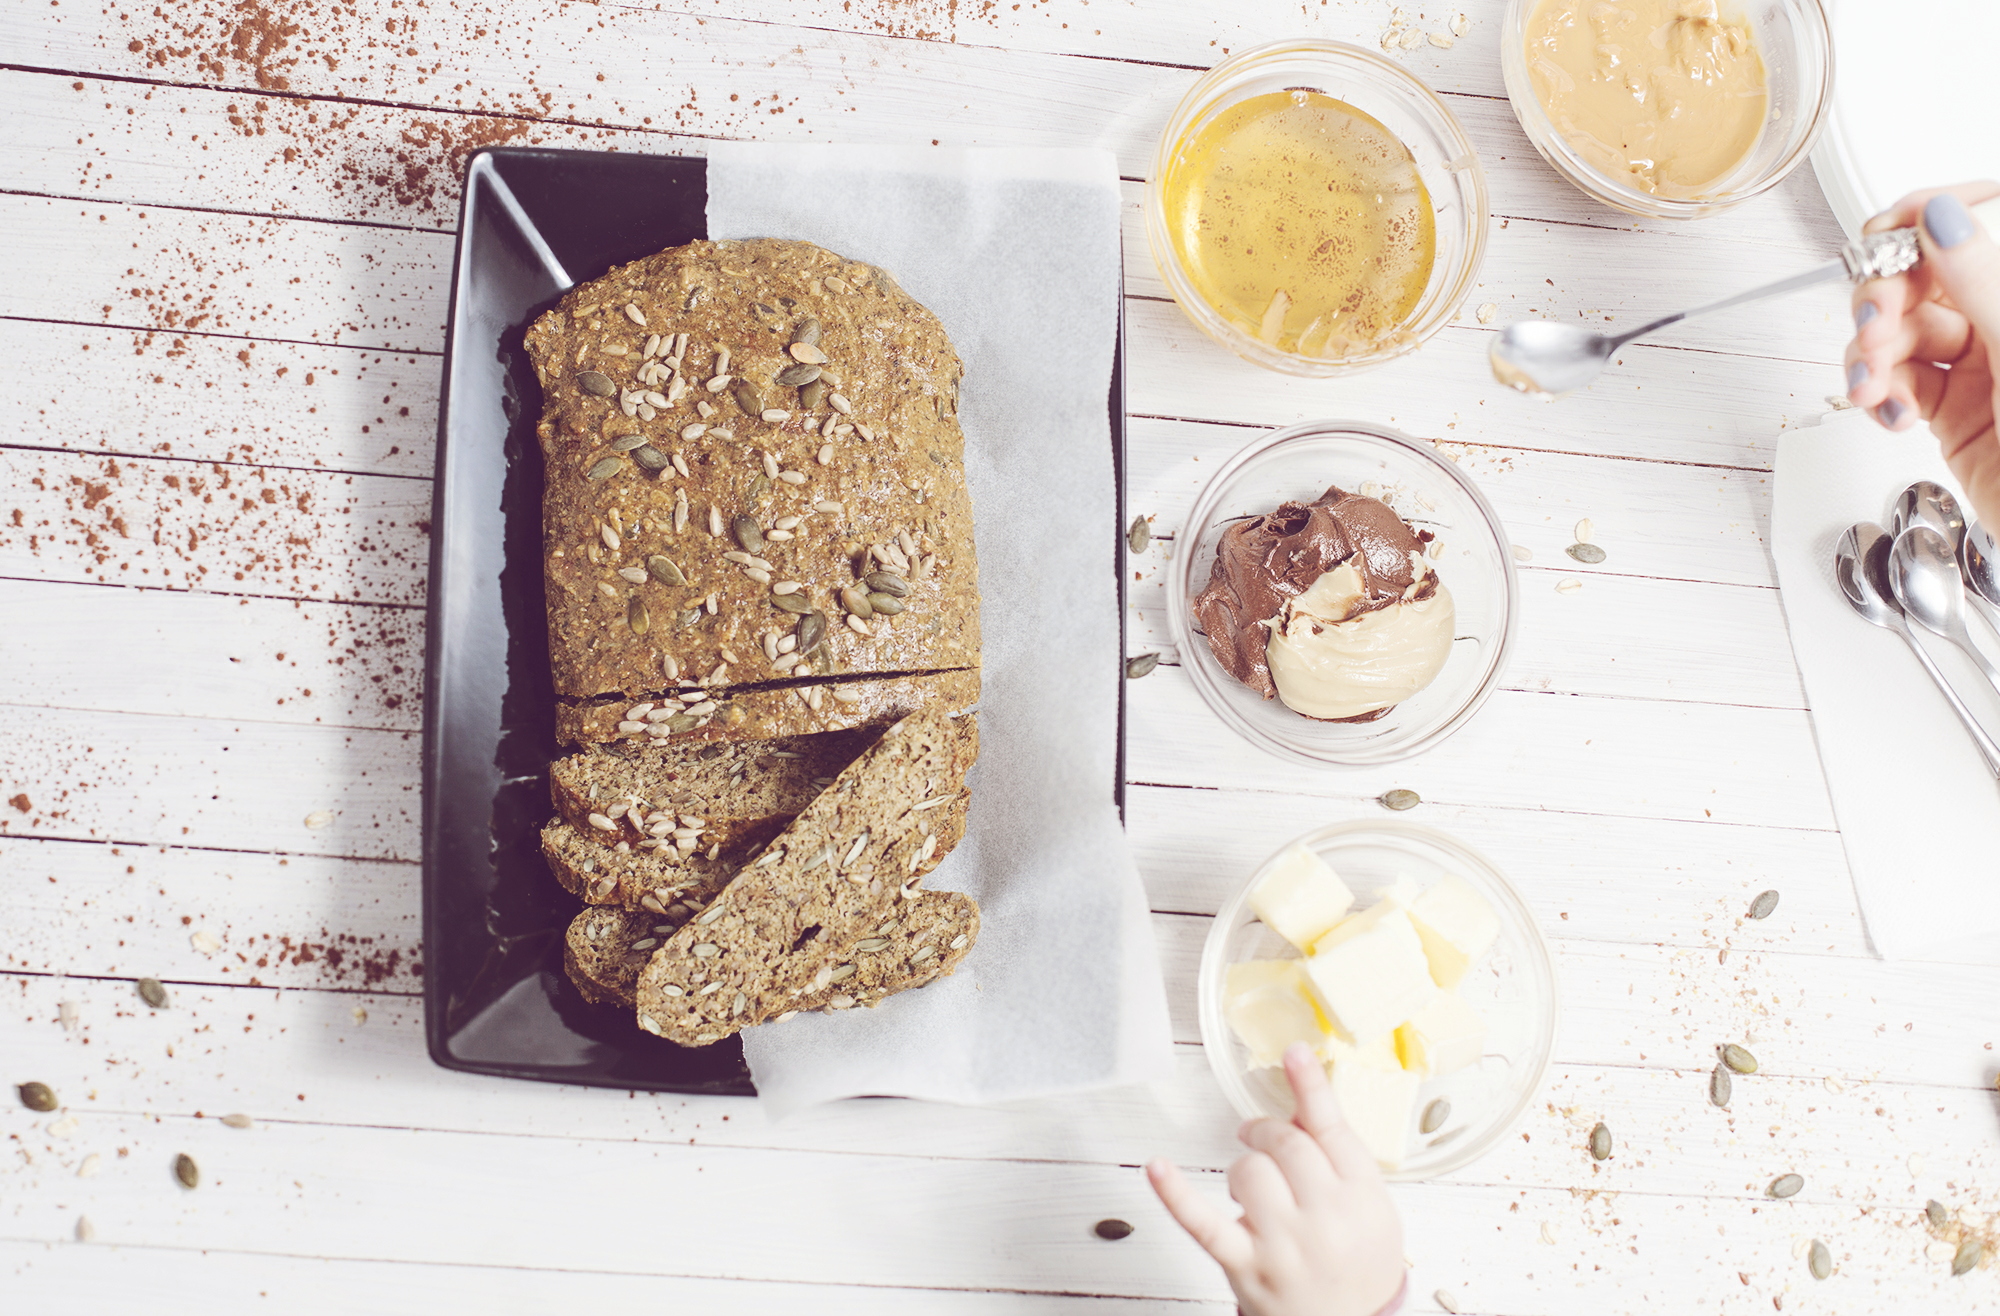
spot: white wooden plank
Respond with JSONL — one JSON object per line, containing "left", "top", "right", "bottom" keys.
{"left": 0, "top": 448, "right": 431, "bottom": 606}
{"left": 0, "top": 320, "right": 439, "bottom": 478}
{"left": 2, "top": 193, "right": 449, "bottom": 352}
{"left": 0, "top": 837, "right": 421, "bottom": 993}
{"left": 0, "top": 1242, "right": 1218, "bottom": 1316}
{"left": 0, "top": 704, "right": 419, "bottom": 862}
{"left": 1127, "top": 667, "right": 1836, "bottom": 831}
{"left": 0, "top": 580, "right": 422, "bottom": 732}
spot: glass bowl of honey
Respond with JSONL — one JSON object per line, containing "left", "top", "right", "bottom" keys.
{"left": 1500, "top": 0, "right": 1832, "bottom": 220}
{"left": 1146, "top": 40, "right": 1489, "bottom": 377}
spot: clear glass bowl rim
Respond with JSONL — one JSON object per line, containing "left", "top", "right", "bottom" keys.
{"left": 1144, "top": 37, "right": 1491, "bottom": 375}
{"left": 1166, "top": 419, "right": 1520, "bottom": 767}
{"left": 1196, "top": 817, "right": 1561, "bottom": 1181}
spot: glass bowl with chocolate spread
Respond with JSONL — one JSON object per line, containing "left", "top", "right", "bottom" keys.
{"left": 1167, "top": 421, "right": 1517, "bottom": 766}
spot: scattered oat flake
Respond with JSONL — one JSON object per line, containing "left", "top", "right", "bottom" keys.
{"left": 1453, "top": 11, "right": 1470, "bottom": 35}
{"left": 1793, "top": 1236, "right": 1813, "bottom": 1259}
{"left": 1428, "top": 31, "right": 1455, "bottom": 47}
{"left": 1436, "top": 1290, "right": 1462, "bottom": 1314}
{"left": 58, "top": 1001, "right": 78, "bottom": 1031}
{"left": 1824, "top": 1076, "right": 1845, "bottom": 1093}
{"left": 1476, "top": 302, "right": 1498, "bottom": 324}
{"left": 1827, "top": 395, "right": 1855, "bottom": 410}
{"left": 1909, "top": 1153, "right": 1927, "bottom": 1176}
{"left": 1511, "top": 544, "right": 1532, "bottom": 562}
{"left": 48, "top": 1115, "right": 79, "bottom": 1138}
{"left": 77, "top": 1152, "right": 102, "bottom": 1178}
{"left": 190, "top": 930, "right": 221, "bottom": 956}
{"left": 303, "top": 810, "right": 335, "bottom": 829}
{"left": 1400, "top": 27, "right": 1425, "bottom": 48}
{"left": 1929, "top": 1239, "right": 1957, "bottom": 1263}
{"left": 1574, "top": 518, "right": 1594, "bottom": 543}
{"left": 1539, "top": 1220, "right": 1560, "bottom": 1245}
{"left": 352, "top": 1006, "right": 369, "bottom": 1025}
{"left": 1556, "top": 578, "right": 1583, "bottom": 594}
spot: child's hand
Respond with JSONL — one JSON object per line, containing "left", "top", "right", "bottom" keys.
{"left": 1147, "top": 1043, "right": 1407, "bottom": 1316}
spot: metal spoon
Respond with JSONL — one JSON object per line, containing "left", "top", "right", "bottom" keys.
{"left": 1888, "top": 525, "right": 2000, "bottom": 693}
{"left": 1890, "top": 481, "right": 1966, "bottom": 550}
{"left": 1834, "top": 523, "right": 2000, "bottom": 776}
{"left": 1963, "top": 522, "right": 2000, "bottom": 610}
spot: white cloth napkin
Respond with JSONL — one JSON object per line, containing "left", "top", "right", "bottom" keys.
{"left": 706, "top": 143, "right": 1176, "bottom": 1115}
{"left": 1771, "top": 411, "right": 2000, "bottom": 960}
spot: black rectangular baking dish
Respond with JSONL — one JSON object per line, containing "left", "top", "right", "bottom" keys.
{"left": 421, "top": 146, "right": 1126, "bottom": 1091}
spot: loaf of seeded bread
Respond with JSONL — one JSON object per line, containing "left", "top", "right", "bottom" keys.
{"left": 635, "top": 708, "right": 979, "bottom": 1046}
{"left": 554, "top": 666, "right": 979, "bottom": 751}
{"left": 550, "top": 729, "right": 873, "bottom": 847}
{"left": 569, "top": 894, "right": 976, "bottom": 1017}
{"left": 524, "top": 238, "right": 979, "bottom": 702}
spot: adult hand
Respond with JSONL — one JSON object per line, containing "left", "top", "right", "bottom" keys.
{"left": 1845, "top": 182, "right": 2000, "bottom": 530}
{"left": 1146, "top": 1043, "right": 1406, "bottom": 1316}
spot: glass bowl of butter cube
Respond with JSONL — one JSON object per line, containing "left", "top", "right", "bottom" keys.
{"left": 1198, "top": 819, "right": 1557, "bottom": 1180}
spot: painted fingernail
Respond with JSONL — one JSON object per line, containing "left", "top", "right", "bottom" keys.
{"left": 1924, "top": 194, "right": 1978, "bottom": 249}
{"left": 1846, "top": 360, "right": 1869, "bottom": 390}
{"left": 1853, "top": 301, "right": 1878, "bottom": 330}
{"left": 1877, "top": 397, "right": 1908, "bottom": 427}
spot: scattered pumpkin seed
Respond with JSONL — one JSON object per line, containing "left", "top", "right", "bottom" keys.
{"left": 1379, "top": 789, "right": 1421, "bottom": 811}
{"left": 137, "top": 978, "right": 169, "bottom": 1009}
{"left": 1589, "top": 1122, "right": 1612, "bottom": 1160}
{"left": 1125, "top": 653, "right": 1160, "bottom": 679}
{"left": 17, "top": 1081, "right": 56, "bottom": 1112}
{"left": 866, "top": 592, "right": 905, "bottom": 616}
{"left": 577, "top": 371, "right": 616, "bottom": 397}
{"left": 627, "top": 596, "right": 651, "bottom": 636}
{"left": 863, "top": 571, "right": 909, "bottom": 598}
{"left": 1127, "top": 515, "right": 1150, "bottom": 555}
{"left": 840, "top": 585, "right": 874, "bottom": 618}
{"left": 586, "top": 457, "right": 623, "bottom": 482}
{"left": 646, "top": 556, "right": 686, "bottom": 588}
{"left": 1769, "top": 1173, "right": 1804, "bottom": 1199}
{"left": 799, "top": 378, "right": 827, "bottom": 411}
{"left": 609, "top": 434, "right": 649, "bottom": 452}
{"left": 1566, "top": 542, "right": 1607, "bottom": 564}
{"left": 788, "top": 341, "right": 829, "bottom": 365}
{"left": 792, "top": 316, "right": 822, "bottom": 346}
{"left": 730, "top": 380, "right": 765, "bottom": 416}
{"left": 1748, "top": 889, "right": 1780, "bottom": 920}
{"left": 1421, "top": 1098, "right": 1449, "bottom": 1134}
{"left": 796, "top": 611, "right": 827, "bottom": 652}
{"left": 1808, "top": 1238, "right": 1832, "bottom": 1280}
{"left": 174, "top": 1153, "right": 200, "bottom": 1189}
{"left": 1094, "top": 1219, "right": 1134, "bottom": 1241}
{"left": 774, "top": 362, "right": 821, "bottom": 387}
{"left": 732, "top": 515, "right": 766, "bottom": 554}
{"left": 1709, "top": 1064, "right": 1732, "bottom": 1107}
{"left": 773, "top": 593, "right": 814, "bottom": 616}
{"left": 666, "top": 712, "right": 701, "bottom": 733}
{"left": 1722, "top": 1043, "right": 1758, "bottom": 1074}
{"left": 631, "top": 445, "right": 669, "bottom": 473}
{"left": 1954, "top": 1235, "right": 1983, "bottom": 1276}
{"left": 1927, "top": 1200, "right": 1950, "bottom": 1230}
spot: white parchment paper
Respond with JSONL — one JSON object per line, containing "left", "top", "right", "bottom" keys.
{"left": 1772, "top": 411, "right": 2000, "bottom": 961}
{"left": 707, "top": 143, "right": 1176, "bottom": 1115}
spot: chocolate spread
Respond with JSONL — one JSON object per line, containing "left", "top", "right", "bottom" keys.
{"left": 1192, "top": 484, "right": 1434, "bottom": 702}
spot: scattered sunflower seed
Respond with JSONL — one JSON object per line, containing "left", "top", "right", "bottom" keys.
{"left": 1722, "top": 1043, "right": 1758, "bottom": 1074}
{"left": 1769, "top": 1173, "right": 1804, "bottom": 1199}
{"left": 1380, "top": 788, "right": 1421, "bottom": 811}
{"left": 1421, "top": 1098, "right": 1450, "bottom": 1134}
{"left": 1710, "top": 1064, "right": 1732, "bottom": 1107}
{"left": 1808, "top": 1238, "right": 1832, "bottom": 1280}
{"left": 1435, "top": 1291, "right": 1461, "bottom": 1315}
{"left": 1566, "top": 542, "right": 1607, "bottom": 564}
{"left": 1954, "top": 1235, "right": 1984, "bottom": 1276}
{"left": 137, "top": 978, "right": 169, "bottom": 1009}
{"left": 577, "top": 371, "right": 616, "bottom": 397}
{"left": 1094, "top": 1218, "right": 1134, "bottom": 1241}
{"left": 1127, "top": 515, "right": 1150, "bottom": 555}
{"left": 1748, "top": 889, "right": 1781, "bottom": 920}
{"left": 17, "top": 1081, "right": 57, "bottom": 1112}
{"left": 174, "top": 1153, "right": 200, "bottom": 1189}
{"left": 1589, "top": 1122, "right": 1612, "bottom": 1161}
{"left": 1555, "top": 578, "right": 1583, "bottom": 594}
{"left": 1511, "top": 544, "right": 1532, "bottom": 562}
{"left": 220, "top": 1112, "right": 254, "bottom": 1130}
{"left": 586, "top": 457, "right": 623, "bottom": 482}
{"left": 1927, "top": 1200, "right": 1950, "bottom": 1230}
{"left": 1125, "top": 653, "right": 1160, "bottom": 679}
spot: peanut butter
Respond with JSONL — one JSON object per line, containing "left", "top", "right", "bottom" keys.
{"left": 1525, "top": 0, "right": 1768, "bottom": 200}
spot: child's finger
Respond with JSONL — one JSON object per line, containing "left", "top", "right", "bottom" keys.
{"left": 1227, "top": 1149, "right": 1299, "bottom": 1227}
{"left": 1236, "top": 1116, "right": 1338, "bottom": 1209}
{"left": 1145, "top": 1159, "right": 1256, "bottom": 1274}
{"left": 1281, "top": 1041, "right": 1381, "bottom": 1182}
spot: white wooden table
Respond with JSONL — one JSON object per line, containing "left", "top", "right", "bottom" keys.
{"left": 4, "top": 2, "right": 1996, "bottom": 1311}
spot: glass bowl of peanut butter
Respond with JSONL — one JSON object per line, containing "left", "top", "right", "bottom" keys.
{"left": 1145, "top": 40, "right": 1489, "bottom": 376}
{"left": 1503, "top": 0, "right": 1833, "bottom": 219}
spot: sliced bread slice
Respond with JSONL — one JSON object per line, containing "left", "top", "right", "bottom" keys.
{"left": 554, "top": 666, "right": 979, "bottom": 750}
{"left": 565, "top": 907, "right": 677, "bottom": 1007}
{"left": 542, "top": 820, "right": 749, "bottom": 914}
{"left": 635, "top": 707, "right": 978, "bottom": 1046}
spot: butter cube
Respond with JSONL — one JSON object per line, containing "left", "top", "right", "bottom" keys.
{"left": 1394, "top": 990, "right": 1487, "bottom": 1077}
{"left": 1248, "top": 843, "right": 1356, "bottom": 950}
{"left": 1405, "top": 874, "right": 1500, "bottom": 989}
{"left": 1325, "top": 1054, "right": 1421, "bottom": 1168}
{"left": 1322, "top": 1027, "right": 1402, "bottom": 1072}
{"left": 1303, "top": 902, "right": 1437, "bottom": 1044}
{"left": 1224, "top": 959, "right": 1330, "bottom": 1067}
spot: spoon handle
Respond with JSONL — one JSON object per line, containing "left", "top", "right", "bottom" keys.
{"left": 1611, "top": 261, "right": 1847, "bottom": 350}
{"left": 1896, "top": 626, "right": 2000, "bottom": 777}
{"left": 1950, "top": 624, "right": 2000, "bottom": 694}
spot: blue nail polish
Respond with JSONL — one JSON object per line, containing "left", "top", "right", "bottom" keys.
{"left": 1854, "top": 301, "right": 1878, "bottom": 330}
{"left": 1925, "top": 194, "right": 1978, "bottom": 249}
{"left": 1878, "top": 398, "right": 1908, "bottom": 427}
{"left": 1846, "top": 360, "right": 1868, "bottom": 390}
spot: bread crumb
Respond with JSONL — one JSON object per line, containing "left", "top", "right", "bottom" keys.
{"left": 1476, "top": 302, "right": 1498, "bottom": 324}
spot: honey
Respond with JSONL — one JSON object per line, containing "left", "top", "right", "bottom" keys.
{"left": 1162, "top": 89, "right": 1436, "bottom": 359}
